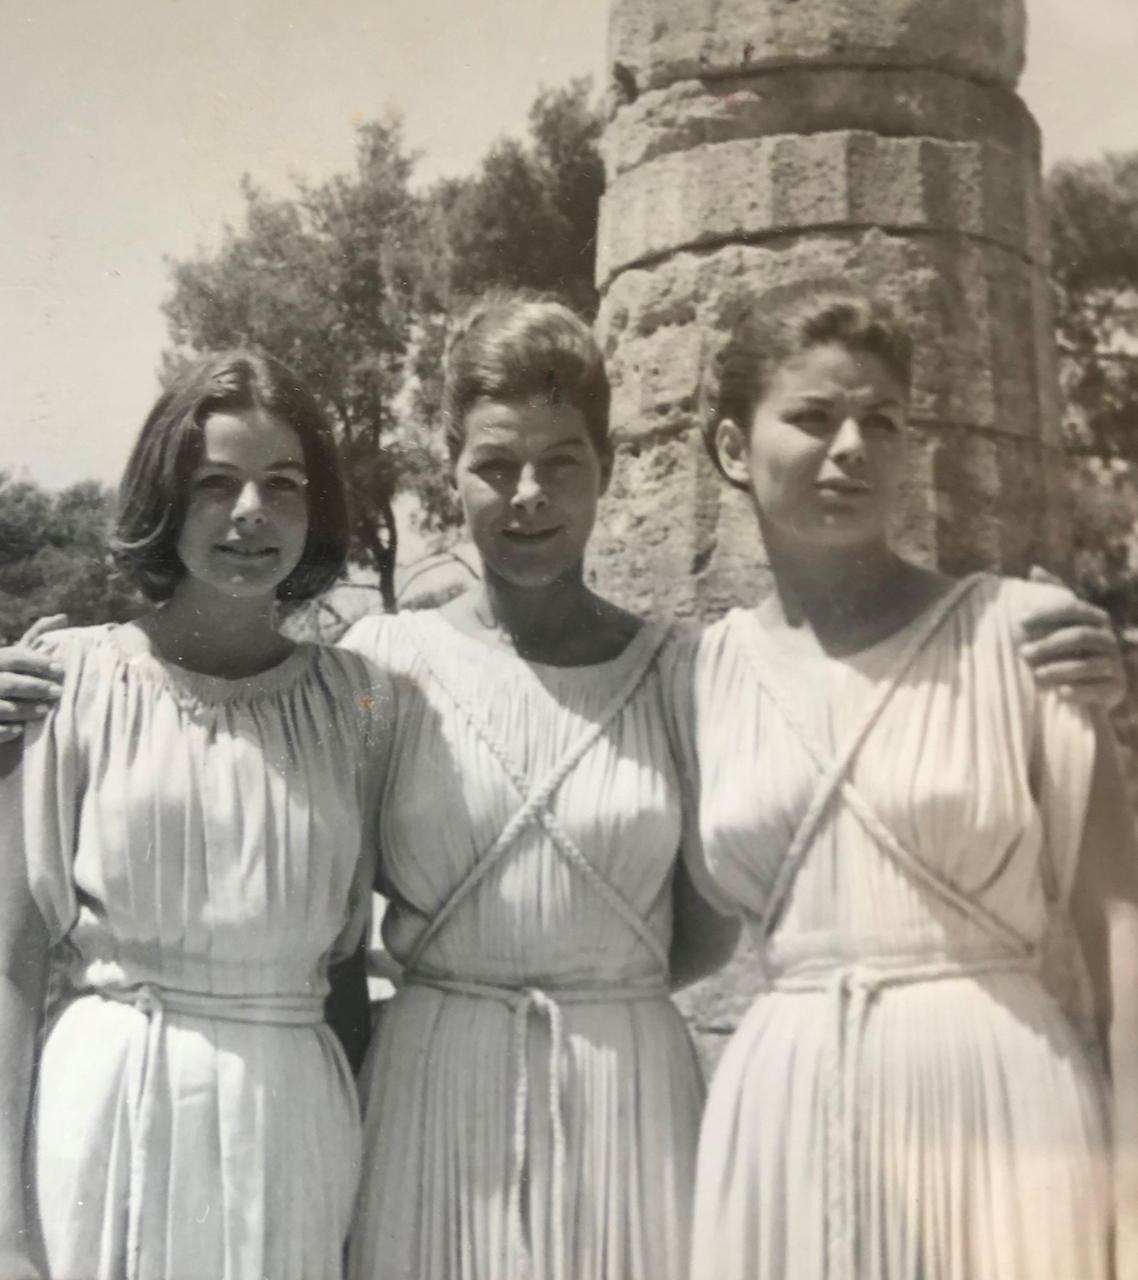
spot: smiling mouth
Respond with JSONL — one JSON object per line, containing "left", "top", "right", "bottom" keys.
{"left": 501, "top": 527, "right": 562, "bottom": 543}
{"left": 216, "top": 544, "right": 279, "bottom": 560}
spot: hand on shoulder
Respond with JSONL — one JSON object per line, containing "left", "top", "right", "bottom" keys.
{"left": 1012, "top": 567, "right": 1124, "bottom": 709}
{"left": 0, "top": 614, "right": 68, "bottom": 742}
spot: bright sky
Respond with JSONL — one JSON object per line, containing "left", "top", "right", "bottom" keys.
{"left": 1, "top": 0, "right": 1135, "bottom": 491}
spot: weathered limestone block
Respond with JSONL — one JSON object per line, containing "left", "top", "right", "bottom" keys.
{"left": 603, "top": 72, "right": 1040, "bottom": 178}
{"left": 589, "top": 430, "right": 773, "bottom": 622}
{"left": 608, "top": 0, "right": 1027, "bottom": 93}
{"left": 597, "top": 131, "right": 1047, "bottom": 284}
{"left": 907, "top": 424, "right": 1070, "bottom": 572}
{"left": 599, "top": 234, "right": 1056, "bottom": 443}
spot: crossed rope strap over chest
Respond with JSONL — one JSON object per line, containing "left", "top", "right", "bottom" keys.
{"left": 737, "top": 575, "right": 1039, "bottom": 1280}
{"left": 402, "top": 619, "right": 673, "bottom": 1280}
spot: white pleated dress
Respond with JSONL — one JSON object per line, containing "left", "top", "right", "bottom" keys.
{"left": 21, "top": 625, "right": 389, "bottom": 1280}
{"left": 340, "top": 612, "right": 705, "bottom": 1280}
{"left": 680, "top": 574, "right": 1111, "bottom": 1280}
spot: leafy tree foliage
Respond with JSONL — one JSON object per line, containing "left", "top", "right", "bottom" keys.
{"left": 445, "top": 80, "right": 604, "bottom": 317}
{"left": 163, "top": 122, "right": 422, "bottom": 611}
{"left": 160, "top": 81, "right": 604, "bottom": 608}
{"left": 1048, "top": 152, "right": 1138, "bottom": 460}
{"left": 0, "top": 477, "right": 140, "bottom": 643}
{"left": 1046, "top": 152, "right": 1138, "bottom": 622}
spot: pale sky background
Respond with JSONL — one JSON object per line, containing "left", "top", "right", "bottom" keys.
{"left": 1, "top": 0, "right": 1136, "bottom": 492}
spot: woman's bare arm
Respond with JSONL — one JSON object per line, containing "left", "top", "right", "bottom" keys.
{"left": 1069, "top": 713, "right": 1138, "bottom": 1278}
{"left": 0, "top": 741, "right": 49, "bottom": 1279}
{"left": 0, "top": 618, "right": 68, "bottom": 745}
{"left": 669, "top": 859, "right": 742, "bottom": 991}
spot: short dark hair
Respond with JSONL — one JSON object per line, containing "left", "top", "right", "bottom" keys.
{"left": 112, "top": 349, "right": 349, "bottom": 601}
{"left": 441, "top": 289, "right": 611, "bottom": 463}
{"left": 706, "top": 278, "right": 913, "bottom": 483}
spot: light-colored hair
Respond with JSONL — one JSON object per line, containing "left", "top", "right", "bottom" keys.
{"left": 442, "top": 289, "right": 611, "bottom": 462}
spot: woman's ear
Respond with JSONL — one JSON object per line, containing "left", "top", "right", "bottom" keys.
{"left": 715, "top": 418, "right": 752, "bottom": 488}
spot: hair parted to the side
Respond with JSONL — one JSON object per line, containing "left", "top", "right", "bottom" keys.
{"left": 706, "top": 278, "right": 914, "bottom": 486}
{"left": 442, "top": 288, "right": 611, "bottom": 462}
{"left": 112, "top": 349, "right": 350, "bottom": 601}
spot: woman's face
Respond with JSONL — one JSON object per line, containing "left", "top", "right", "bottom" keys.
{"left": 716, "top": 342, "right": 908, "bottom": 551}
{"left": 454, "top": 394, "right": 610, "bottom": 588}
{"left": 176, "top": 407, "right": 310, "bottom": 600}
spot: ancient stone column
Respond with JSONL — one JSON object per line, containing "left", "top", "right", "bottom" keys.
{"left": 590, "top": 0, "right": 1065, "bottom": 622}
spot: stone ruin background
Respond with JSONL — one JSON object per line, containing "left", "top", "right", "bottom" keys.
{"left": 585, "top": 0, "right": 1072, "bottom": 1068}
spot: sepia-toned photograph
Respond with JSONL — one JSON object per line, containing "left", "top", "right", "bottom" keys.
{"left": 2, "top": 1, "right": 1138, "bottom": 1277}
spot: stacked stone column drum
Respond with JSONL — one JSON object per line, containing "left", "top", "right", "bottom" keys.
{"left": 590, "top": 0, "right": 1066, "bottom": 621}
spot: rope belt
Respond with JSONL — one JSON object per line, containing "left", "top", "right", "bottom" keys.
{"left": 405, "top": 971, "right": 670, "bottom": 1280}
{"left": 767, "top": 954, "right": 1037, "bottom": 1280}
{"left": 93, "top": 984, "right": 326, "bottom": 1280}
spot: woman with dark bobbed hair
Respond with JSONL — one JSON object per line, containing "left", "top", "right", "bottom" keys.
{"left": 0, "top": 350, "right": 390, "bottom": 1280}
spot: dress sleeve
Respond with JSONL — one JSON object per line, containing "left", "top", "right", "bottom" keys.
{"left": 20, "top": 630, "right": 86, "bottom": 944}
{"left": 999, "top": 579, "right": 1099, "bottom": 1030}
{"left": 999, "top": 577, "right": 1098, "bottom": 905}
{"left": 659, "top": 628, "right": 740, "bottom": 918}
{"left": 337, "top": 613, "right": 385, "bottom": 664}
{"left": 327, "top": 644, "right": 396, "bottom": 962}
{"left": 1031, "top": 681, "right": 1098, "bottom": 1033}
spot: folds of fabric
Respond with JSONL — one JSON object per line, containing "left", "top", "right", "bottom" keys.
{"left": 21, "top": 626, "right": 391, "bottom": 1280}
{"left": 683, "top": 575, "right": 1110, "bottom": 1280}
{"left": 340, "top": 614, "right": 705, "bottom": 1280}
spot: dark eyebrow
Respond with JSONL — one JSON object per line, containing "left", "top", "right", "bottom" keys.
{"left": 467, "top": 445, "right": 515, "bottom": 459}
{"left": 785, "top": 393, "right": 835, "bottom": 406}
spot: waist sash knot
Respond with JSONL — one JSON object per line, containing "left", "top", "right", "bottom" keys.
{"left": 405, "top": 971, "right": 670, "bottom": 1280}
{"left": 90, "top": 983, "right": 325, "bottom": 1280}
{"left": 768, "top": 954, "right": 1037, "bottom": 1280}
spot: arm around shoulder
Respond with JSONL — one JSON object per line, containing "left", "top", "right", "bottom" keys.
{"left": 0, "top": 740, "right": 50, "bottom": 1279}
{"left": 1013, "top": 575, "right": 1125, "bottom": 708}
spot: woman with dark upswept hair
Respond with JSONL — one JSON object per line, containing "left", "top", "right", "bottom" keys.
{"left": 681, "top": 279, "right": 1138, "bottom": 1280}
{"left": 0, "top": 350, "right": 390, "bottom": 1280}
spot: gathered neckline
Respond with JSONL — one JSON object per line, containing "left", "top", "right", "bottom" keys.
{"left": 99, "top": 624, "right": 321, "bottom": 704}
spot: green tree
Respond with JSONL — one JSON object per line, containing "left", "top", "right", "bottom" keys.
{"left": 406, "top": 79, "right": 606, "bottom": 530}
{"left": 1048, "top": 151, "right": 1138, "bottom": 459}
{"left": 163, "top": 122, "right": 427, "bottom": 611}
{"left": 0, "top": 477, "right": 140, "bottom": 642}
{"left": 442, "top": 79, "right": 604, "bottom": 318}
{"left": 161, "top": 83, "right": 606, "bottom": 607}
{"left": 1046, "top": 152, "right": 1138, "bottom": 623}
